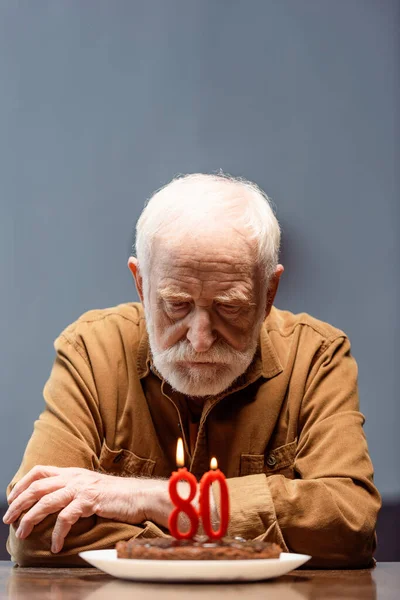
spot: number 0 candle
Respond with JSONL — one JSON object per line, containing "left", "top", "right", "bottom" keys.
{"left": 168, "top": 438, "right": 199, "bottom": 539}
{"left": 199, "top": 457, "right": 230, "bottom": 540}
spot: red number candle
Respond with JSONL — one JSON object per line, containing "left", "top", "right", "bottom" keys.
{"left": 168, "top": 438, "right": 199, "bottom": 539}
{"left": 199, "top": 457, "right": 230, "bottom": 540}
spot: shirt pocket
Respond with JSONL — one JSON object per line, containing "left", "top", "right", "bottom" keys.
{"left": 240, "top": 439, "right": 297, "bottom": 479}
{"left": 99, "top": 440, "right": 156, "bottom": 477}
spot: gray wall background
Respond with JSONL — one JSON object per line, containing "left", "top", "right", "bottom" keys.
{"left": 1, "top": 0, "right": 399, "bottom": 502}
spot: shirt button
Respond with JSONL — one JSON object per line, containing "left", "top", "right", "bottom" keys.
{"left": 266, "top": 454, "right": 277, "bottom": 467}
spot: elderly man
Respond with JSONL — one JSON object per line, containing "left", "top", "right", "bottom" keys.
{"left": 4, "top": 173, "right": 380, "bottom": 567}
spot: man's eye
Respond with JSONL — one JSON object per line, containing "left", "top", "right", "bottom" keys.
{"left": 166, "top": 302, "right": 190, "bottom": 312}
{"left": 217, "top": 304, "right": 241, "bottom": 315}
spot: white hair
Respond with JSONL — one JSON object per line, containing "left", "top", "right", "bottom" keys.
{"left": 134, "top": 172, "right": 281, "bottom": 286}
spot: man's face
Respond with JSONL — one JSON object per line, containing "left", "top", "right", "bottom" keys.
{"left": 143, "top": 230, "right": 266, "bottom": 397}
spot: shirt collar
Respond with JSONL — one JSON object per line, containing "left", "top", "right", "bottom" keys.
{"left": 259, "top": 322, "right": 283, "bottom": 378}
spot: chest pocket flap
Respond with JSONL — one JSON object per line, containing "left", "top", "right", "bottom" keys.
{"left": 99, "top": 440, "right": 156, "bottom": 477}
{"left": 240, "top": 440, "right": 297, "bottom": 477}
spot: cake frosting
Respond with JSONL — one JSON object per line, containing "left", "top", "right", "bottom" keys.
{"left": 116, "top": 536, "right": 282, "bottom": 561}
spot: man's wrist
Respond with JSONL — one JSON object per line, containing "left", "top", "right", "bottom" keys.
{"left": 107, "top": 475, "right": 152, "bottom": 524}
{"left": 143, "top": 479, "right": 220, "bottom": 532}
{"left": 141, "top": 479, "right": 171, "bottom": 528}
{"left": 110, "top": 476, "right": 218, "bottom": 533}
{"left": 118, "top": 477, "right": 171, "bottom": 528}
{"left": 143, "top": 479, "right": 200, "bottom": 530}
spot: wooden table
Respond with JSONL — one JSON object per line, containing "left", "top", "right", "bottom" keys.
{"left": 0, "top": 561, "right": 399, "bottom": 599}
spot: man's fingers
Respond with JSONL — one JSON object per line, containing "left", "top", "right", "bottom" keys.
{"left": 3, "top": 476, "right": 64, "bottom": 524}
{"left": 51, "top": 500, "right": 91, "bottom": 554}
{"left": 15, "top": 488, "right": 72, "bottom": 539}
{"left": 7, "top": 465, "right": 61, "bottom": 504}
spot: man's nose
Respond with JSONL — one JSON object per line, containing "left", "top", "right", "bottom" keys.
{"left": 186, "top": 308, "right": 216, "bottom": 352}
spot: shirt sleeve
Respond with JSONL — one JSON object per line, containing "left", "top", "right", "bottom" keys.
{"left": 213, "top": 335, "right": 381, "bottom": 568}
{"left": 6, "top": 332, "right": 166, "bottom": 567}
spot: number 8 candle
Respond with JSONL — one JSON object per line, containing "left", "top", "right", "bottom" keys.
{"left": 199, "top": 457, "right": 230, "bottom": 540}
{"left": 168, "top": 438, "right": 199, "bottom": 539}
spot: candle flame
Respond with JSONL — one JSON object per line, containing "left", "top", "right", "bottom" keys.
{"left": 210, "top": 457, "right": 218, "bottom": 470}
{"left": 176, "top": 438, "right": 185, "bottom": 467}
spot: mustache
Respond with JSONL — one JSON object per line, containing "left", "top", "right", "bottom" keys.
{"left": 155, "top": 339, "right": 251, "bottom": 365}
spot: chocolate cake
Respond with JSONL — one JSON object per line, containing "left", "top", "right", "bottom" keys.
{"left": 116, "top": 536, "right": 282, "bottom": 560}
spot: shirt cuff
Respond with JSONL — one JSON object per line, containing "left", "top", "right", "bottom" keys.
{"left": 132, "top": 520, "right": 170, "bottom": 540}
{"left": 212, "top": 474, "right": 288, "bottom": 550}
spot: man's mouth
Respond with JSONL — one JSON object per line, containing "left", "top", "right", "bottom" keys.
{"left": 179, "top": 361, "right": 221, "bottom": 367}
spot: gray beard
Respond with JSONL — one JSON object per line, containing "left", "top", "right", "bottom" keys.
{"left": 144, "top": 309, "right": 262, "bottom": 397}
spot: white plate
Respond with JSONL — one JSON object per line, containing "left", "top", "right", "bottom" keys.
{"left": 79, "top": 549, "right": 311, "bottom": 582}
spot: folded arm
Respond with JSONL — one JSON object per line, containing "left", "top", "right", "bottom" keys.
{"left": 5, "top": 465, "right": 174, "bottom": 556}
{"left": 5, "top": 334, "right": 170, "bottom": 566}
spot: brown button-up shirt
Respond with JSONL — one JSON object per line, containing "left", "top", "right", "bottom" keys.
{"left": 7, "top": 303, "right": 381, "bottom": 567}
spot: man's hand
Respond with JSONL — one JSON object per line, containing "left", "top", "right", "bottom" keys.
{"left": 3, "top": 465, "right": 155, "bottom": 554}
{"left": 3, "top": 465, "right": 220, "bottom": 554}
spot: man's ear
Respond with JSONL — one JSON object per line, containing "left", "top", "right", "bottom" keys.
{"left": 127, "top": 257, "right": 144, "bottom": 303}
{"left": 265, "top": 264, "right": 284, "bottom": 318}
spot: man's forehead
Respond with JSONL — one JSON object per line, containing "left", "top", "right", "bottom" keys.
{"left": 152, "top": 229, "right": 255, "bottom": 268}
{"left": 149, "top": 230, "right": 258, "bottom": 297}
{"left": 153, "top": 246, "right": 255, "bottom": 282}
{"left": 154, "top": 260, "right": 256, "bottom": 303}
